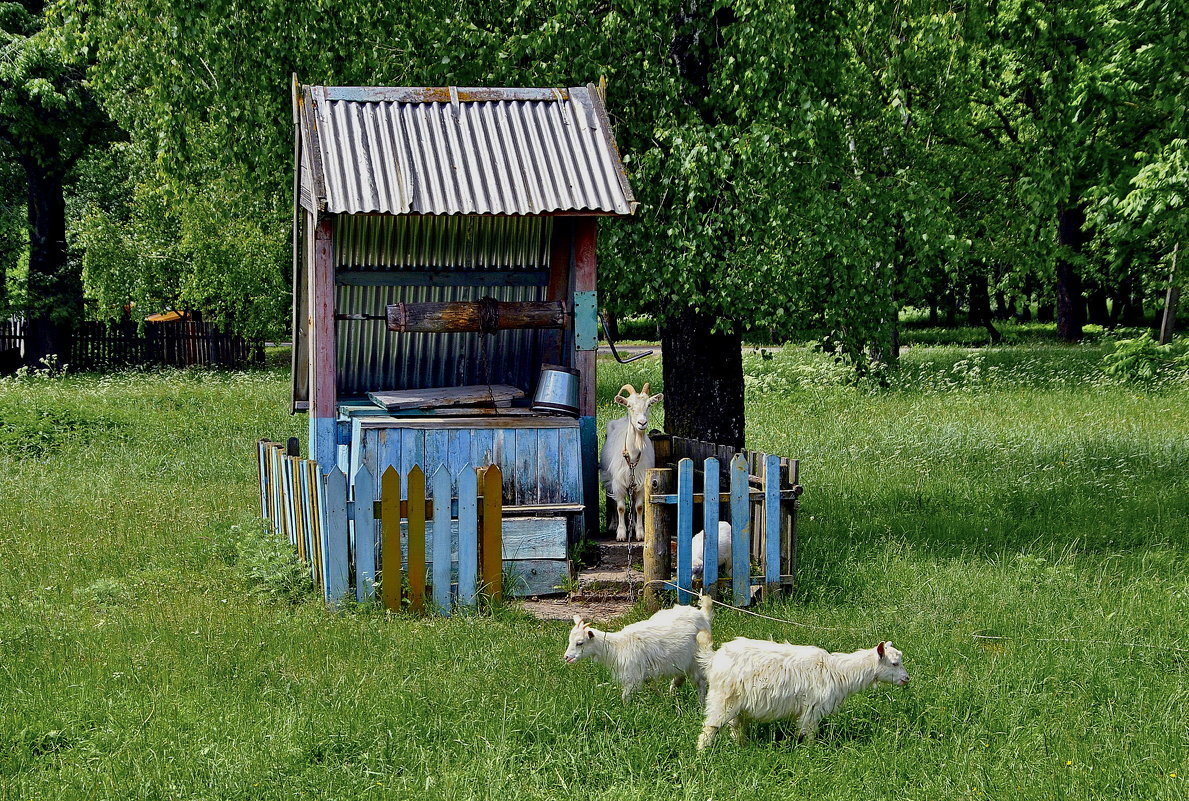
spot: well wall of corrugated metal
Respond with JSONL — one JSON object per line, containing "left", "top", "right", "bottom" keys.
{"left": 335, "top": 215, "right": 551, "bottom": 270}
{"left": 335, "top": 284, "right": 549, "bottom": 396}
{"left": 310, "top": 86, "right": 632, "bottom": 216}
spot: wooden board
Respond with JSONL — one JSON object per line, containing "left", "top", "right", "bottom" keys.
{"left": 355, "top": 423, "right": 582, "bottom": 506}
{"left": 368, "top": 384, "right": 525, "bottom": 412}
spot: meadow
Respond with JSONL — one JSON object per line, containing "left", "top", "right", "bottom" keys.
{"left": 0, "top": 341, "right": 1186, "bottom": 800}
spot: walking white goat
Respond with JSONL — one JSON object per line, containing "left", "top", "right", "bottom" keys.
{"left": 600, "top": 383, "right": 663, "bottom": 541}
{"left": 695, "top": 633, "right": 909, "bottom": 749}
{"left": 564, "top": 595, "right": 713, "bottom": 701}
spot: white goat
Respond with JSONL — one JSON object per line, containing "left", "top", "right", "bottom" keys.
{"left": 564, "top": 595, "right": 713, "bottom": 701}
{"left": 600, "top": 382, "right": 663, "bottom": 541}
{"left": 690, "top": 521, "right": 733, "bottom": 580}
{"left": 695, "top": 633, "right": 909, "bottom": 749}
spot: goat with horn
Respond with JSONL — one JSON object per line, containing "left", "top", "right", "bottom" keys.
{"left": 600, "top": 382, "right": 663, "bottom": 541}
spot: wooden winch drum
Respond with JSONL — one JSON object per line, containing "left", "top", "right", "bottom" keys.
{"left": 531, "top": 365, "right": 580, "bottom": 416}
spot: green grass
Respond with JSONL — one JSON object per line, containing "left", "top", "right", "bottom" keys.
{"left": 1, "top": 348, "right": 1186, "bottom": 800}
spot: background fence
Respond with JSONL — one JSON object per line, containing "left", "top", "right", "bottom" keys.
{"left": 642, "top": 435, "right": 802, "bottom": 610}
{"left": 257, "top": 439, "right": 503, "bottom": 612}
{"left": 1, "top": 318, "right": 263, "bottom": 370}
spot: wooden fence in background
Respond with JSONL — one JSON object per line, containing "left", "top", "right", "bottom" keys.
{"left": 0, "top": 318, "right": 263, "bottom": 369}
{"left": 642, "top": 435, "right": 802, "bottom": 611}
{"left": 256, "top": 439, "right": 503, "bottom": 612}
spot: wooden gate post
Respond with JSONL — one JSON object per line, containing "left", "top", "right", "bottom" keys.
{"left": 643, "top": 467, "right": 674, "bottom": 613}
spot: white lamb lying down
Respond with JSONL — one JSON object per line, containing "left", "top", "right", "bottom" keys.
{"left": 564, "top": 595, "right": 714, "bottom": 701}
{"left": 690, "top": 521, "right": 733, "bottom": 579}
{"left": 696, "top": 633, "right": 909, "bottom": 749}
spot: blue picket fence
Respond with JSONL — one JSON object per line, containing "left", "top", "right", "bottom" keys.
{"left": 256, "top": 440, "right": 502, "bottom": 612}
{"left": 644, "top": 446, "right": 801, "bottom": 609}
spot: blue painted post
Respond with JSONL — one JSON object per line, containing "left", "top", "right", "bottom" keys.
{"left": 353, "top": 464, "right": 377, "bottom": 603}
{"left": 321, "top": 468, "right": 351, "bottom": 604}
{"left": 730, "top": 453, "right": 751, "bottom": 607}
{"left": 457, "top": 467, "right": 479, "bottom": 609}
{"left": 675, "top": 458, "right": 694, "bottom": 603}
{"left": 431, "top": 466, "right": 453, "bottom": 615}
{"left": 764, "top": 454, "right": 781, "bottom": 599}
{"left": 702, "top": 457, "right": 720, "bottom": 592}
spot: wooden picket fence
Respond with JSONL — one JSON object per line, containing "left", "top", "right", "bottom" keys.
{"left": 256, "top": 439, "right": 503, "bottom": 612}
{"left": 0, "top": 317, "right": 263, "bottom": 370}
{"left": 642, "top": 436, "right": 802, "bottom": 611}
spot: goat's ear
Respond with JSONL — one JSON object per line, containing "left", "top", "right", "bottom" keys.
{"left": 587, "top": 629, "right": 595, "bottom": 640}
{"left": 573, "top": 615, "right": 584, "bottom": 626}
{"left": 614, "top": 395, "right": 629, "bottom": 406}
{"left": 647, "top": 393, "right": 664, "bottom": 405}
{"left": 877, "top": 641, "right": 886, "bottom": 658}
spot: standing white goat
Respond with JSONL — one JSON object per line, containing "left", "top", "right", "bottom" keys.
{"left": 600, "top": 382, "right": 663, "bottom": 541}
{"left": 695, "top": 633, "right": 909, "bottom": 749}
{"left": 564, "top": 595, "right": 713, "bottom": 701}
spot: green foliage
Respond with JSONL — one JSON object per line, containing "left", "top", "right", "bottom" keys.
{"left": 17, "top": 0, "right": 1186, "bottom": 368}
{"left": 1102, "top": 330, "right": 1189, "bottom": 382}
{"left": 230, "top": 522, "right": 316, "bottom": 605}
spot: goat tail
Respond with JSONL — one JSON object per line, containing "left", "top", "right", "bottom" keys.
{"left": 699, "top": 593, "right": 714, "bottom": 621}
{"left": 695, "top": 629, "right": 716, "bottom": 675}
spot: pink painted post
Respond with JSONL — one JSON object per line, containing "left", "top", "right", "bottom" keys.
{"left": 310, "top": 216, "right": 337, "bottom": 470}
{"left": 574, "top": 218, "right": 597, "bottom": 417}
{"left": 573, "top": 217, "right": 599, "bottom": 539}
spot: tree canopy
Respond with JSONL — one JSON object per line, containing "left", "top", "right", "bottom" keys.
{"left": 0, "top": 1, "right": 1182, "bottom": 382}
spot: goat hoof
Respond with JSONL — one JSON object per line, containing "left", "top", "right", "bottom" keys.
{"left": 615, "top": 533, "right": 627, "bottom": 542}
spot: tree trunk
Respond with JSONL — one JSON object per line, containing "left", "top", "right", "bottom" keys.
{"left": 658, "top": 307, "right": 744, "bottom": 449}
{"left": 967, "top": 272, "right": 1002, "bottom": 343}
{"left": 1086, "top": 287, "right": 1110, "bottom": 326}
{"left": 1055, "top": 204, "right": 1086, "bottom": 342}
{"left": 1159, "top": 244, "right": 1180, "bottom": 345}
{"left": 22, "top": 161, "right": 77, "bottom": 368}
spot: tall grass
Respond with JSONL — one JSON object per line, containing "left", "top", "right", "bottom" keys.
{"left": 1, "top": 348, "right": 1185, "bottom": 800}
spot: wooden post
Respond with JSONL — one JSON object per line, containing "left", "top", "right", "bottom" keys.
{"left": 380, "top": 465, "right": 402, "bottom": 611}
{"left": 352, "top": 464, "right": 377, "bottom": 603}
{"left": 763, "top": 454, "right": 781, "bottom": 602}
{"left": 480, "top": 465, "right": 503, "bottom": 600}
{"left": 407, "top": 465, "right": 426, "bottom": 613}
{"left": 309, "top": 216, "right": 337, "bottom": 471}
{"left": 702, "top": 457, "right": 720, "bottom": 597}
{"left": 643, "top": 467, "right": 674, "bottom": 613}
{"left": 457, "top": 467, "right": 479, "bottom": 608}
{"left": 322, "top": 468, "right": 350, "bottom": 604}
{"left": 781, "top": 458, "right": 799, "bottom": 594}
{"left": 675, "top": 458, "right": 694, "bottom": 604}
{"left": 729, "top": 454, "right": 751, "bottom": 607}
{"left": 431, "top": 466, "right": 453, "bottom": 614}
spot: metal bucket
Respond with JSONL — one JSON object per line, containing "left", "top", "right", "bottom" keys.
{"left": 532, "top": 365, "right": 579, "bottom": 416}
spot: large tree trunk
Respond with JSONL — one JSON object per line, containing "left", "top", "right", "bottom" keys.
{"left": 1055, "top": 204, "right": 1086, "bottom": 342}
{"left": 967, "top": 271, "right": 1002, "bottom": 343}
{"left": 658, "top": 307, "right": 744, "bottom": 449}
{"left": 21, "top": 161, "right": 78, "bottom": 368}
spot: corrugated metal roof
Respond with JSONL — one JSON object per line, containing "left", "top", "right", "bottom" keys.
{"left": 299, "top": 84, "right": 636, "bottom": 216}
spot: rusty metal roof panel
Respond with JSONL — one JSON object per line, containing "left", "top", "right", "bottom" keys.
{"left": 302, "top": 84, "right": 635, "bottom": 216}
